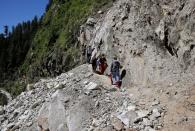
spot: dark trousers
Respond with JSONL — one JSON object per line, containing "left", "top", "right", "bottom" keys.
{"left": 92, "top": 58, "right": 97, "bottom": 71}
{"left": 87, "top": 54, "right": 91, "bottom": 63}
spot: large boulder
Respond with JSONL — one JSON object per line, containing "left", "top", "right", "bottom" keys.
{"left": 67, "top": 97, "right": 91, "bottom": 131}
{"left": 37, "top": 90, "right": 68, "bottom": 131}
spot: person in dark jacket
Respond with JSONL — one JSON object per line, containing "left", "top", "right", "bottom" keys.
{"left": 86, "top": 45, "right": 93, "bottom": 63}
{"left": 110, "top": 56, "right": 121, "bottom": 87}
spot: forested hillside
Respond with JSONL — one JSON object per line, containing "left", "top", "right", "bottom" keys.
{"left": 0, "top": 0, "right": 113, "bottom": 96}
{"left": 0, "top": 17, "right": 40, "bottom": 81}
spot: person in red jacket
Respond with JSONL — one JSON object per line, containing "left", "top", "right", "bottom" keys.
{"left": 97, "top": 54, "right": 108, "bottom": 75}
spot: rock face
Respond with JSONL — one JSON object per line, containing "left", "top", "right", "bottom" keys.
{"left": 84, "top": 0, "right": 195, "bottom": 88}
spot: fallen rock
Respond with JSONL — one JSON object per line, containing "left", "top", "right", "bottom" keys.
{"left": 111, "top": 117, "right": 124, "bottom": 130}
{"left": 30, "top": 99, "right": 42, "bottom": 109}
{"left": 142, "top": 118, "right": 152, "bottom": 126}
{"left": 6, "top": 122, "right": 15, "bottom": 130}
{"left": 85, "top": 82, "right": 100, "bottom": 90}
{"left": 67, "top": 98, "right": 91, "bottom": 131}
{"left": 136, "top": 110, "right": 150, "bottom": 119}
{"left": 98, "top": 10, "right": 103, "bottom": 14}
{"left": 125, "top": 128, "right": 137, "bottom": 131}
{"left": 152, "top": 100, "right": 160, "bottom": 106}
{"left": 37, "top": 90, "right": 68, "bottom": 131}
{"left": 115, "top": 111, "right": 138, "bottom": 127}
{"left": 127, "top": 104, "right": 136, "bottom": 111}
{"left": 26, "top": 121, "right": 33, "bottom": 127}
{"left": 102, "top": 126, "right": 115, "bottom": 131}
{"left": 83, "top": 81, "right": 89, "bottom": 85}
{"left": 145, "top": 126, "right": 156, "bottom": 131}
{"left": 0, "top": 106, "right": 4, "bottom": 115}
{"left": 86, "top": 17, "right": 96, "bottom": 26}
{"left": 152, "top": 108, "right": 161, "bottom": 118}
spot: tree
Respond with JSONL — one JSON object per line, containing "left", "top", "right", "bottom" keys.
{"left": 46, "top": 0, "right": 53, "bottom": 12}
{"left": 4, "top": 25, "right": 8, "bottom": 37}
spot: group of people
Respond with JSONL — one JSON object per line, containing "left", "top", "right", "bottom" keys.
{"left": 85, "top": 45, "right": 122, "bottom": 88}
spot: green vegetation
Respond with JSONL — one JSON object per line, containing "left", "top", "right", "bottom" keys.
{"left": 22, "top": 0, "right": 113, "bottom": 80}
{"left": 0, "top": 0, "right": 113, "bottom": 97}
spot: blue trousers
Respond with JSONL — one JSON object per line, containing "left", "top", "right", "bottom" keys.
{"left": 112, "top": 71, "right": 120, "bottom": 84}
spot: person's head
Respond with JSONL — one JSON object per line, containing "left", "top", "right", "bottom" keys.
{"left": 101, "top": 54, "right": 105, "bottom": 58}
{"left": 113, "top": 56, "right": 117, "bottom": 60}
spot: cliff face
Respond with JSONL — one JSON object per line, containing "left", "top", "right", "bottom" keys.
{"left": 82, "top": 0, "right": 195, "bottom": 88}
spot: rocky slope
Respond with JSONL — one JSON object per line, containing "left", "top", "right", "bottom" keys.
{"left": 0, "top": 64, "right": 194, "bottom": 131}
{"left": 0, "top": 64, "right": 167, "bottom": 131}
{"left": 79, "top": 1, "right": 195, "bottom": 129}
{"left": 1, "top": 0, "right": 195, "bottom": 131}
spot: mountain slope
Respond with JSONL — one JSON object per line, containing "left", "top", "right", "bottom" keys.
{"left": 0, "top": 64, "right": 166, "bottom": 131}
{"left": 82, "top": 0, "right": 195, "bottom": 87}
{"left": 21, "top": 0, "right": 113, "bottom": 80}
{"left": 0, "top": 0, "right": 195, "bottom": 131}
{"left": 0, "top": 0, "right": 113, "bottom": 97}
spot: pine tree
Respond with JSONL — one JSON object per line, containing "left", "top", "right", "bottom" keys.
{"left": 4, "top": 25, "right": 8, "bottom": 37}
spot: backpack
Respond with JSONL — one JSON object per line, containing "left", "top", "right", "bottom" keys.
{"left": 111, "top": 60, "right": 120, "bottom": 72}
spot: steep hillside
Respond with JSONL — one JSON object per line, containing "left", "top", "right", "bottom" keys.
{"left": 83, "top": 0, "right": 195, "bottom": 88}
{"left": 0, "top": 0, "right": 195, "bottom": 131}
{"left": 0, "top": 0, "right": 113, "bottom": 97}
{"left": 0, "top": 64, "right": 167, "bottom": 131}
{"left": 21, "top": 0, "right": 113, "bottom": 80}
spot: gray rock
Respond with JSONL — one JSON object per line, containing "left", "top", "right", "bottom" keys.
{"left": 0, "top": 106, "right": 4, "bottom": 115}
{"left": 102, "top": 126, "right": 114, "bottom": 131}
{"left": 127, "top": 104, "right": 136, "bottom": 111}
{"left": 30, "top": 99, "right": 42, "bottom": 109}
{"left": 111, "top": 116, "right": 124, "bottom": 130}
{"left": 144, "top": 126, "right": 155, "bottom": 131}
{"left": 26, "top": 121, "right": 33, "bottom": 127}
{"left": 151, "top": 100, "right": 160, "bottom": 106}
{"left": 6, "top": 122, "right": 15, "bottom": 130}
{"left": 136, "top": 110, "right": 150, "bottom": 119}
{"left": 115, "top": 111, "right": 138, "bottom": 127}
{"left": 86, "top": 18, "right": 96, "bottom": 26}
{"left": 142, "top": 118, "right": 152, "bottom": 126}
{"left": 85, "top": 82, "right": 100, "bottom": 90}
{"left": 83, "top": 81, "right": 89, "bottom": 85}
{"left": 98, "top": 10, "right": 103, "bottom": 14}
{"left": 84, "top": 73, "right": 93, "bottom": 78}
{"left": 37, "top": 90, "right": 68, "bottom": 131}
{"left": 152, "top": 108, "right": 161, "bottom": 118}
{"left": 67, "top": 100, "right": 91, "bottom": 131}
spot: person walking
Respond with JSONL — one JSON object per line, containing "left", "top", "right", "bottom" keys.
{"left": 97, "top": 54, "right": 108, "bottom": 75}
{"left": 110, "top": 56, "right": 121, "bottom": 87}
{"left": 86, "top": 45, "right": 93, "bottom": 63}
